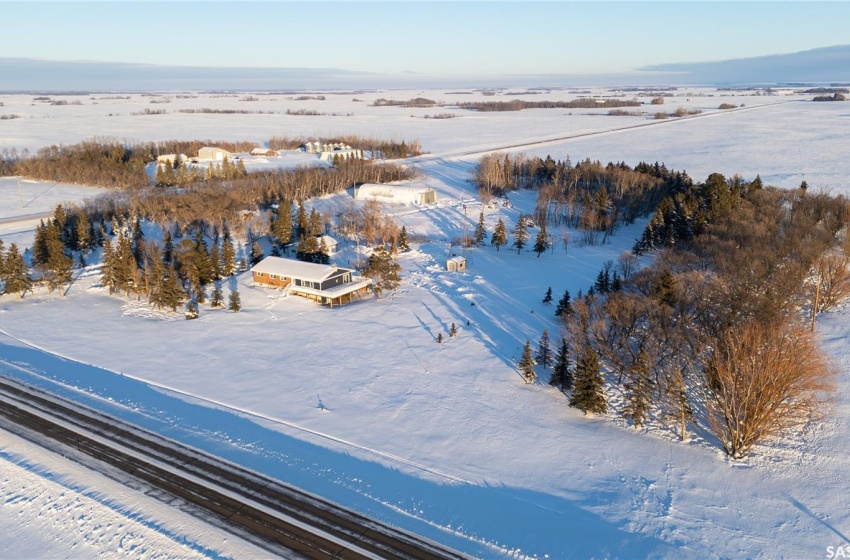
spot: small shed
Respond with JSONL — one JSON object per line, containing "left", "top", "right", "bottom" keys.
{"left": 447, "top": 256, "right": 467, "bottom": 272}
{"left": 251, "top": 148, "right": 277, "bottom": 157}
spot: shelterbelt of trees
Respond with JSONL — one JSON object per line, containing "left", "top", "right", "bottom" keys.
{"left": 0, "top": 136, "right": 423, "bottom": 188}
{"left": 476, "top": 152, "right": 850, "bottom": 458}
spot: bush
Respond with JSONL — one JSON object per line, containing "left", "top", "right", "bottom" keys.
{"left": 654, "top": 112, "right": 668, "bottom": 120}
{"left": 650, "top": 97, "right": 665, "bottom": 105}
{"left": 718, "top": 103, "right": 738, "bottom": 110}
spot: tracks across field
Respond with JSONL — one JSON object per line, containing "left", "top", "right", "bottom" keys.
{"left": 0, "top": 375, "right": 470, "bottom": 560}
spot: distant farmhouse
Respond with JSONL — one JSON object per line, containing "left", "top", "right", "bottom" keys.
{"left": 198, "top": 146, "right": 231, "bottom": 161}
{"left": 251, "top": 148, "right": 277, "bottom": 157}
{"left": 252, "top": 257, "right": 371, "bottom": 307}
{"left": 354, "top": 183, "right": 438, "bottom": 205}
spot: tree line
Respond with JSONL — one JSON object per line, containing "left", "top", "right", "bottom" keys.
{"left": 475, "top": 154, "right": 692, "bottom": 244}
{"left": 547, "top": 175, "right": 849, "bottom": 458}
{"left": 458, "top": 99, "right": 641, "bottom": 112}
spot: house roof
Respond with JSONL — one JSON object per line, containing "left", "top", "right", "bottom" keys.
{"left": 251, "top": 148, "right": 275, "bottom": 155}
{"left": 252, "top": 256, "right": 351, "bottom": 282}
{"left": 449, "top": 256, "right": 467, "bottom": 263}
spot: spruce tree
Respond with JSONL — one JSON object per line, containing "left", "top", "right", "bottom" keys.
{"left": 512, "top": 214, "right": 528, "bottom": 254}
{"left": 210, "top": 242, "right": 222, "bottom": 280}
{"left": 490, "top": 218, "right": 508, "bottom": 251}
{"left": 161, "top": 263, "right": 185, "bottom": 311}
{"left": 398, "top": 225, "right": 410, "bottom": 252}
{"left": 210, "top": 285, "right": 224, "bottom": 308}
{"left": 449, "top": 322, "right": 458, "bottom": 337}
{"left": 554, "top": 289, "right": 572, "bottom": 319}
{"left": 550, "top": 337, "right": 573, "bottom": 391}
{"left": 570, "top": 345, "right": 607, "bottom": 415}
{"left": 273, "top": 203, "right": 293, "bottom": 247}
{"left": 535, "top": 329, "right": 552, "bottom": 369}
{"left": 228, "top": 286, "right": 241, "bottom": 311}
{"left": 363, "top": 247, "right": 401, "bottom": 297}
{"left": 221, "top": 235, "right": 237, "bottom": 276}
{"left": 542, "top": 286, "right": 552, "bottom": 305}
{"left": 3, "top": 243, "right": 31, "bottom": 298}
{"left": 162, "top": 229, "right": 174, "bottom": 264}
{"left": 437, "top": 332, "right": 443, "bottom": 344}
{"left": 185, "top": 299, "right": 199, "bottom": 319}
{"left": 532, "top": 220, "right": 549, "bottom": 257}
{"left": 518, "top": 340, "right": 537, "bottom": 383}
{"left": 474, "top": 211, "right": 487, "bottom": 246}
{"left": 622, "top": 350, "right": 653, "bottom": 428}
{"left": 295, "top": 202, "right": 307, "bottom": 238}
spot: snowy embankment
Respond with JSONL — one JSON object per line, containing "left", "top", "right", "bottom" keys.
{"left": 1, "top": 88, "right": 850, "bottom": 558}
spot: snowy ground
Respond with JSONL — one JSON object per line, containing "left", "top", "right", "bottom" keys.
{"left": 2, "top": 87, "right": 850, "bottom": 559}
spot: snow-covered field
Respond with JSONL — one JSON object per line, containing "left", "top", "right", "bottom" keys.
{"left": 2, "top": 87, "right": 850, "bottom": 559}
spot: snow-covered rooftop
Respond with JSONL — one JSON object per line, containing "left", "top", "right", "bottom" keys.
{"left": 251, "top": 256, "right": 350, "bottom": 282}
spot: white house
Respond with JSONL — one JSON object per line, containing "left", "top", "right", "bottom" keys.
{"left": 252, "top": 257, "right": 371, "bottom": 307}
{"left": 198, "top": 146, "right": 232, "bottom": 161}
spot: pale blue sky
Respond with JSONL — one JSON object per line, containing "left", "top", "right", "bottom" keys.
{"left": 2, "top": 1, "right": 848, "bottom": 77}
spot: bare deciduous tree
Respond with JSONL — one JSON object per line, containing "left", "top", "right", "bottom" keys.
{"left": 705, "top": 322, "right": 834, "bottom": 459}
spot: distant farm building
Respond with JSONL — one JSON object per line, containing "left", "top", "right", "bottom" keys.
{"left": 319, "top": 148, "right": 363, "bottom": 163}
{"left": 447, "top": 256, "right": 467, "bottom": 272}
{"left": 252, "top": 257, "right": 371, "bottom": 307}
{"left": 198, "top": 146, "right": 232, "bottom": 161}
{"left": 354, "top": 183, "right": 438, "bottom": 205}
{"left": 251, "top": 148, "right": 277, "bottom": 157}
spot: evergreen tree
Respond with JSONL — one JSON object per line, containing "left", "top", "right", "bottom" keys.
{"left": 192, "top": 230, "right": 214, "bottom": 285}
{"left": 74, "top": 210, "right": 91, "bottom": 252}
{"left": 221, "top": 235, "right": 237, "bottom": 276}
{"left": 570, "top": 345, "right": 607, "bottom": 415}
{"left": 363, "top": 246, "right": 402, "bottom": 297}
{"left": 535, "top": 329, "right": 552, "bottom": 368}
{"left": 651, "top": 267, "right": 677, "bottom": 308}
{"left": 474, "top": 211, "right": 487, "bottom": 246}
{"left": 518, "top": 340, "right": 537, "bottom": 383}
{"left": 800, "top": 180, "right": 809, "bottom": 192}
{"left": 250, "top": 240, "right": 264, "bottom": 266}
{"left": 2, "top": 243, "right": 31, "bottom": 298}
{"left": 398, "top": 225, "right": 410, "bottom": 252}
{"left": 295, "top": 202, "right": 307, "bottom": 238}
{"left": 550, "top": 338, "right": 574, "bottom": 391}
{"left": 308, "top": 208, "right": 323, "bottom": 237}
{"left": 490, "top": 218, "right": 508, "bottom": 251}
{"left": 512, "top": 214, "right": 529, "bottom": 254}
{"left": 542, "top": 286, "right": 552, "bottom": 305}
{"left": 209, "top": 242, "right": 222, "bottom": 280}
{"left": 296, "top": 233, "right": 321, "bottom": 262}
{"left": 437, "top": 332, "right": 443, "bottom": 344}
{"left": 594, "top": 268, "right": 611, "bottom": 293}
{"left": 160, "top": 263, "right": 184, "bottom": 311}
{"left": 450, "top": 322, "right": 458, "bottom": 337}
{"left": 41, "top": 220, "right": 73, "bottom": 294}
{"left": 533, "top": 220, "right": 549, "bottom": 257}
{"left": 272, "top": 203, "right": 293, "bottom": 247}
{"left": 622, "top": 350, "right": 653, "bottom": 428}
{"left": 162, "top": 229, "right": 174, "bottom": 264}
{"left": 228, "top": 286, "right": 241, "bottom": 311}
{"left": 554, "top": 289, "right": 572, "bottom": 319}
{"left": 210, "top": 285, "right": 224, "bottom": 308}
{"left": 100, "top": 237, "right": 118, "bottom": 293}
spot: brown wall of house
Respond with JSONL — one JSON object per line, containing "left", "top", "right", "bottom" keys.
{"left": 253, "top": 272, "right": 291, "bottom": 289}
